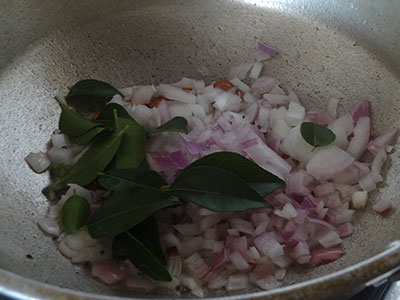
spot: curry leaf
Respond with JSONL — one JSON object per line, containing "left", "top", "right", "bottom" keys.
{"left": 49, "top": 163, "right": 71, "bottom": 178}
{"left": 87, "top": 186, "right": 180, "bottom": 238}
{"left": 145, "top": 117, "right": 188, "bottom": 134}
{"left": 70, "top": 126, "right": 106, "bottom": 145}
{"left": 95, "top": 103, "right": 132, "bottom": 123}
{"left": 58, "top": 102, "right": 102, "bottom": 137}
{"left": 300, "top": 122, "right": 336, "bottom": 148}
{"left": 98, "top": 168, "right": 167, "bottom": 191}
{"left": 112, "top": 228, "right": 171, "bottom": 281}
{"left": 42, "top": 128, "right": 126, "bottom": 193}
{"left": 66, "top": 79, "right": 122, "bottom": 104}
{"left": 113, "top": 118, "right": 146, "bottom": 169}
{"left": 184, "top": 151, "right": 284, "bottom": 196}
{"left": 168, "top": 166, "right": 272, "bottom": 212}
{"left": 59, "top": 195, "right": 90, "bottom": 234}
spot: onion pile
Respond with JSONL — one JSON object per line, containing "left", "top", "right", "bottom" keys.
{"left": 31, "top": 42, "right": 397, "bottom": 297}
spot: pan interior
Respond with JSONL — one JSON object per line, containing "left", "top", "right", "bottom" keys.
{"left": 0, "top": 0, "right": 399, "bottom": 298}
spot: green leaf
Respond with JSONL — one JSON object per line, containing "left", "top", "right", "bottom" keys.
{"left": 184, "top": 151, "right": 284, "bottom": 196}
{"left": 98, "top": 168, "right": 167, "bottom": 191}
{"left": 59, "top": 195, "right": 90, "bottom": 234}
{"left": 300, "top": 122, "right": 336, "bottom": 148}
{"left": 95, "top": 103, "right": 132, "bottom": 123}
{"left": 113, "top": 216, "right": 167, "bottom": 264}
{"left": 49, "top": 163, "right": 72, "bottom": 178}
{"left": 112, "top": 228, "right": 171, "bottom": 281}
{"left": 70, "top": 126, "right": 106, "bottom": 145}
{"left": 43, "top": 128, "right": 126, "bottom": 193}
{"left": 113, "top": 118, "right": 146, "bottom": 169}
{"left": 58, "top": 102, "right": 102, "bottom": 137}
{"left": 169, "top": 166, "right": 271, "bottom": 212}
{"left": 66, "top": 79, "right": 122, "bottom": 104}
{"left": 146, "top": 117, "right": 188, "bottom": 134}
{"left": 87, "top": 186, "right": 180, "bottom": 238}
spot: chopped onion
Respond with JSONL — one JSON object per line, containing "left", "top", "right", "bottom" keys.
{"left": 306, "top": 146, "right": 355, "bottom": 180}
{"left": 225, "top": 274, "right": 249, "bottom": 291}
{"left": 230, "top": 251, "right": 250, "bottom": 270}
{"left": 25, "top": 152, "right": 51, "bottom": 173}
{"left": 373, "top": 200, "right": 393, "bottom": 214}
{"left": 131, "top": 85, "right": 156, "bottom": 105}
{"left": 157, "top": 84, "right": 196, "bottom": 104}
{"left": 286, "top": 101, "right": 305, "bottom": 126}
{"left": 257, "top": 41, "right": 278, "bottom": 57}
{"left": 352, "top": 191, "right": 368, "bottom": 209}
{"left": 367, "top": 128, "right": 398, "bottom": 155}
{"left": 327, "top": 97, "right": 339, "bottom": 118}
{"left": 249, "top": 62, "right": 264, "bottom": 79}
{"left": 346, "top": 117, "right": 370, "bottom": 159}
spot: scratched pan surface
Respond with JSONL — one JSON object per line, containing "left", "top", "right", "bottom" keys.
{"left": 1, "top": 1, "right": 400, "bottom": 299}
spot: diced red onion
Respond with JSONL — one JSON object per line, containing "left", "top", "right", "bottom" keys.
{"left": 230, "top": 251, "right": 250, "bottom": 270}
{"left": 226, "top": 236, "right": 248, "bottom": 258}
{"left": 251, "top": 77, "right": 279, "bottom": 94}
{"left": 309, "top": 247, "right": 344, "bottom": 266}
{"left": 184, "top": 252, "right": 211, "bottom": 280}
{"left": 257, "top": 41, "right": 278, "bottom": 57}
{"left": 306, "top": 146, "right": 355, "bottom": 181}
{"left": 359, "top": 174, "right": 376, "bottom": 192}
{"left": 91, "top": 260, "right": 129, "bottom": 285}
{"left": 348, "top": 100, "right": 370, "bottom": 123}
{"left": 254, "top": 232, "right": 284, "bottom": 259}
{"left": 367, "top": 128, "right": 398, "bottom": 155}
{"left": 249, "top": 62, "right": 264, "bottom": 79}
{"left": 346, "top": 117, "right": 370, "bottom": 159}
{"left": 337, "top": 223, "right": 353, "bottom": 238}
{"left": 373, "top": 200, "right": 393, "bottom": 214}
{"left": 157, "top": 84, "right": 196, "bottom": 104}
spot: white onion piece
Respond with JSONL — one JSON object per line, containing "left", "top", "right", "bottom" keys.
{"left": 38, "top": 218, "right": 61, "bottom": 237}
{"left": 213, "top": 92, "right": 241, "bottom": 112}
{"left": 327, "top": 97, "right": 339, "bottom": 118}
{"left": 157, "top": 84, "right": 196, "bottom": 104}
{"left": 373, "top": 200, "right": 393, "bottom": 214}
{"left": 254, "top": 232, "right": 284, "bottom": 259}
{"left": 306, "top": 146, "right": 355, "bottom": 180}
{"left": 168, "top": 256, "right": 182, "bottom": 277}
{"left": 329, "top": 113, "right": 354, "bottom": 137}
{"left": 47, "top": 147, "right": 75, "bottom": 165}
{"left": 174, "top": 77, "right": 194, "bottom": 88}
{"left": 371, "top": 149, "right": 388, "bottom": 183}
{"left": 180, "top": 275, "right": 204, "bottom": 297}
{"left": 51, "top": 133, "right": 71, "bottom": 148}
{"left": 367, "top": 128, "right": 398, "bottom": 155}
{"left": 229, "top": 78, "right": 250, "bottom": 92}
{"left": 131, "top": 85, "right": 156, "bottom": 104}
{"left": 255, "top": 276, "right": 281, "bottom": 290}
{"left": 230, "top": 251, "right": 250, "bottom": 270}
{"left": 352, "top": 191, "right": 368, "bottom": 209}
{"left": 274, "top": 203, "right": 297, "bottom": 219}
{"left": 263, "top": 94, "right": 290, "bottom": 106}
{"left": 251, "top": 77, "right": 278, "bottom": 94}
{"left": 225, "top": 274, "right": 249, "bottom": 291}
{"left": 25, "top": 152, "right": 51, "bottom": 173}
{"left": 346, "top": 117, "right": 370, "bottom": 159}
{"left": 359, "top": 174, "right": 376, "bottom": 192}
{"left": 286, "top": 102, "right": 305, "bottom": 126}
{"left": 288, "top": 90, "right": 300, "bottom": 104}
{"left": 249, "top": 62, "right": 264, "bottom": 79}
{"left": 281, "top": 125, "right": 315, "bottom": 164}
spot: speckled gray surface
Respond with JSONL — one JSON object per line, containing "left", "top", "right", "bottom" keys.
{"left": 1, "top": 0, "right": 400, "bottom": 299}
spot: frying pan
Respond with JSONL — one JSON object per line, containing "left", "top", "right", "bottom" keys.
{"left": 1, "top": 0, "right": 400, "bottom": 299}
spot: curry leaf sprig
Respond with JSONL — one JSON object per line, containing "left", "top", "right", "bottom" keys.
{"left": 51, "top": 79, "right": 285, "bottom": 282}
